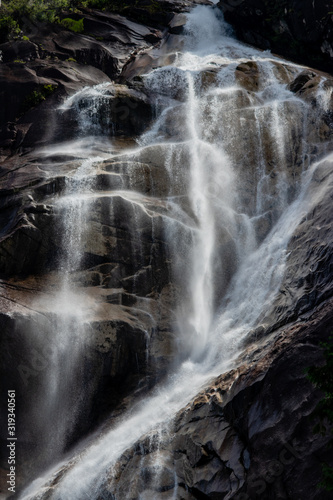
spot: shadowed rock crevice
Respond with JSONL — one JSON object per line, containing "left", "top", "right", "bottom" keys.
{"left": 218, "top": 0, "right": 333, "bottom": 73}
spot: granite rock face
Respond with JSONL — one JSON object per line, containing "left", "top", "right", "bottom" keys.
{"left": 0, "top": 3, "right": 190, "bottom": 490}
{"left": 102, "top": 299, "right": 333, "bottom": 500}
{"left": 0, "top": 11, "right": 160, "bottom": 156}
{"left": 0, "top": 2, "right": 333, "bottom": 499}
{"left": 218, "top": 0, "right": 333, "bottom": 73}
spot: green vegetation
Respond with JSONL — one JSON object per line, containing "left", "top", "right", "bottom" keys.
{"left": 0, "top": 1, "right": 164, "bottom": 43}
{"left": 0, "top": 0, "right": 85, "bottom": 41}
{"left": 60, "top": 17, "right": 84, "bottom": 32}
{"left": 307, "top": 336, "right": 333, "bottom": 492}
{"left": 0, "top": 1, "right": 115, "bottom": 42}
{"left": 1, "top": 0, "right": 72, "bottom": 24}
{"left": 21, "top": 84, "right": 57, "bottom": 113}
{"left": 0, "top": 14, "right": 20, "bottom": 41}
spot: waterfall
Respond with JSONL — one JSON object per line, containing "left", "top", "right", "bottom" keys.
{"left": 21, "top": 150, "right": 106, "bottom": 468}
{"left": 18, "top": 3, "right": 332, "bottom": 499}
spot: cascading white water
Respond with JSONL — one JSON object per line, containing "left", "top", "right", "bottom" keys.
{"left": 20, "top": 3, "right": 333, "bottom": 499}
{"left": 24, "top": 120, "right": 110, "bottom": 467}
{"left": 59, "top": 83, "right": 114, "bottom": 136}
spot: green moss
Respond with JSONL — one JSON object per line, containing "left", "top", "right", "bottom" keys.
{"left": 43, "top": 84, "right": 57, "bottom": 95}
{"left": 21, "top": 84, "right": 57, "bottom": 113}
{"left": 0, "top": 0, "right": 168, "bottom": 43}
{"left": 22, "top": 90, "right": 46, "bottom": 111}
{"left": 144, "top": 0, "right": 163, "bottom": 15}
{"left": 60, "top": 17, "right": 84, "bottom": 33}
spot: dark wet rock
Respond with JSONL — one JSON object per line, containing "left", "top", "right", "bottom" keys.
{"left": 0, "top": 40, "right": 40, "bottom": 63}
{"left": 0, "top": 59, "right": 111, "bottom": 152}
{"left": 87, "top": 298, "right": 333, "bottom": 500}
{"left": 262, "top": 156, "right": 333, "bottom": 331}
{"left": 52, "top": 82, "right": 154, "bottom": 143}
{"left": 0, "top": 63, "right": 54, "bottom": 130}
{"left": 120, "top": 53, "right": 156, "bottom": 82}
{"left": 0, "top": 5, "right": 180, "bottom": 152}
{"left": 218, "top": 0, "right": 333, "bottom": 73}
{"left": 288, "top": 70, "right": 317, "bottom": 94}
{"left": 169, "top": 13, "right": 188, "bottom": 34}
{"left": 53, "top": 31, "right": 118, "bottom": 77}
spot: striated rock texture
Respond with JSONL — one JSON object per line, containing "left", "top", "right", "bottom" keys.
{"left": 0, "top": 0, "right": 209, "bottom": 157}
{"left": 100, "top": 299, "right": 333, "bottom": 500}
{"left": 218, "top": 0, "right": 333, "bottom": 73}
{"left": 98, "top": 152, "right": 333, "bottom": 499}
{"left": 23, "top": 148, "right": 333, "bottom": 499}
{"left": 0, "top": 2, "right": 215, "bottom": 490}
{"left": 0, "top": 11, "right": 159, "bottom": 157}
{"left": 0, "top": 1, "right": 333, "bottom": 499}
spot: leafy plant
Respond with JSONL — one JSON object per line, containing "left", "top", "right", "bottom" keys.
{"left": 0, "top": 0, "right": 159, "bottom": 43}
{"left": 60, "top": 17, "right": 84, "bottom": 32}
{"left": 21, "top": 84, "right": 57, "bottom": 113}
{"left": 0, "top": 0, "right": 77, "bottom": 36}
{"left": 43, "top": 84, "right": 57, "bottom": 95}
{"left": 0, "top": 15, "right": 21, "bottom": 42}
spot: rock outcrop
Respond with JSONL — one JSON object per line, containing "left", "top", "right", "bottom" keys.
{"left": 218, "top": 0, "right": 333, "bottom": 73}
{"left": 0, "top": 12, "right": 159, "bottom": 157}
{"left": 98, "top": 298, "right": 333, "bottom": 499}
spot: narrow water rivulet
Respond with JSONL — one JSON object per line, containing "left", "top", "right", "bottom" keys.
{"left": 18, "top": 3, "right": 333, "bottom": 499}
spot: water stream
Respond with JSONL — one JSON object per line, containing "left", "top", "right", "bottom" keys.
{"left": 19, "top": 3, "right": 332, "bottom": 499}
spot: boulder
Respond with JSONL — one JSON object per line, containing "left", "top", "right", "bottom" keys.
{"left": 235, "top": 60, "right": 260, "bottom": 92}
{"left": 0, "top": 40, "right": 40, "bottom": 63}
{"left": 168, "top": 13, "right": 188, "bottom": 34}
